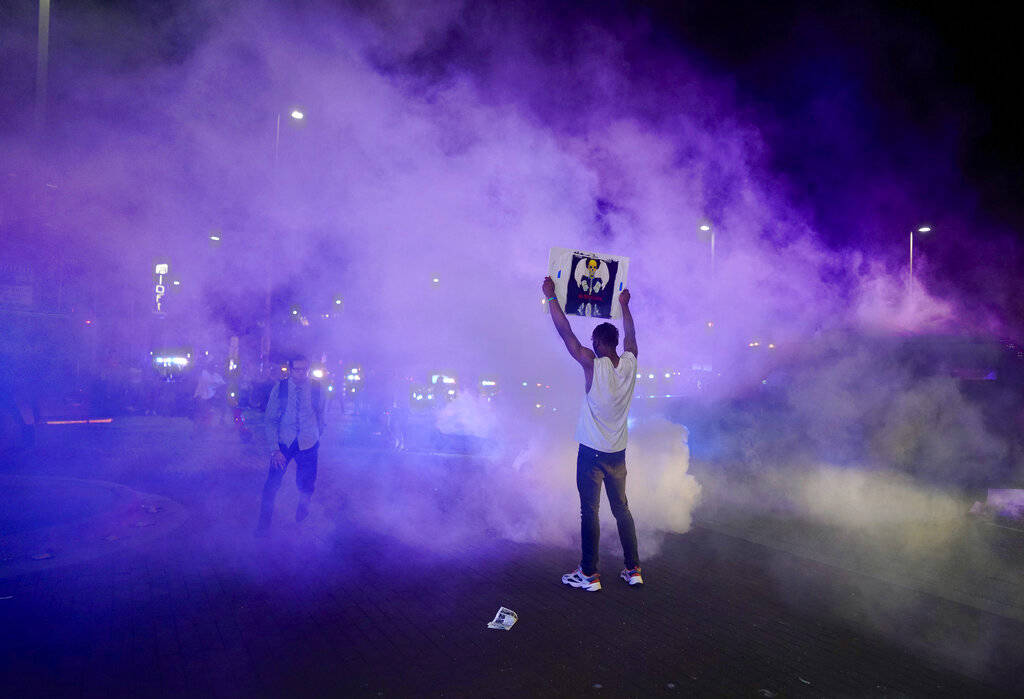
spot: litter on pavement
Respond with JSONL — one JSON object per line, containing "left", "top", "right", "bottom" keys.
{"left": 486, "top": 606, "right": 518, "bottom": 630}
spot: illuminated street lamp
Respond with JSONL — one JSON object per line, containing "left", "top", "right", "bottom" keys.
{"left": 274, "top": 107, "right": 306, "bottom": 165}
{"left": 909, "top": 225, "right": 932, "bottom": 295}
{"left": 261, "top": 107, "right": 307, "bottom": 377}
{"left": 698, "top": 220, "right": 717, "bottom": 370}
{"left": 697, "top": 221, "right": 715, "bottom": 272}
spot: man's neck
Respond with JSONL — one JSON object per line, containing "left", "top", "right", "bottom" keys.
{"left": 598, "top": 350, "right": 620, "bottom": 367}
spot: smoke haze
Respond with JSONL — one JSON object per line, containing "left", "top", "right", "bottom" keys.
{"left": 2, "top": 0, "right": 1022, "bottom": 604}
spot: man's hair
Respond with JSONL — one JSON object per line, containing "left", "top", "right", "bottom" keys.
{"left": 287, "top": 354, "right": 309, "bottom": 369}
{"left": 592, "top": 323, "right": 619, "bottom": 350}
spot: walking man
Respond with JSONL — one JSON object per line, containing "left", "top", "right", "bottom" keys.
{"left": 256, "top": 355, "right": 326, "bottom": 535}
{"left": 192, "top": 357, "right": 225, "bottom": 432}
{"left": 542, "top": 276, "right": 643, "bottom": 591}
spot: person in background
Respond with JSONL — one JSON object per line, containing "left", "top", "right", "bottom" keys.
{"left": 192, "top": 357, "right": 225, "bottom": 432}
{"left": 256, "top": 355, "right": 325, "bottom": 536}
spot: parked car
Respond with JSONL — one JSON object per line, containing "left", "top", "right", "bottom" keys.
{"left": 670, "top": 332, "right": 1024, "bottom": 491}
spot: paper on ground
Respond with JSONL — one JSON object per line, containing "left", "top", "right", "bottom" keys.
{"left": 547, "top": 247, "right": 629, "bottom": 319}
{"left": 487, "top": 606, "right": 518, "bottom": 630}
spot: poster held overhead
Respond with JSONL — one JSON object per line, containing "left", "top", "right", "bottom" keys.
{"left": 548, "top": 247, "right": 630, "bottom": 318}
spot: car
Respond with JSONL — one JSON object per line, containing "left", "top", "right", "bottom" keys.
{"left": 670, "top": 332, "right": 1024, "bottom": 491}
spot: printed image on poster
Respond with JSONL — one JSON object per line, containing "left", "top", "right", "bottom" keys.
{"left": 547, "top": 247, "right": 630, "bottom": 318}
{"left": 567, "top": 255, "right": 618, "bottom": 318}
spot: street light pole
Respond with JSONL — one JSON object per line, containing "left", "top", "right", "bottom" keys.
{"left": 908, "top": 225, "right": 931, "bottom": 298}
{"left": 261, "top": 114, "right": 281, "bottom": 378}
{"left": 261, "top": 108, "right": 305, "bottom": 377}
{"left": 699, "top": 222, "right": 715, "bottom": 371}
{"left": 710, "top": 228, "right": 716, "bottom": 281}
{"left": 908, "top": 229, "right": 914, "bottom": 290}
{"left": 273, "top": 109, "right": 303, "bottom": 166}
{"left": 261, "top": 114, "right": 283, "bottom": 377}
{"left": 35, "top": 0, "right": 50, "bottom": 137}
{"left": 699, "top": 222, "right": 714, "bottom": 282}
{"left": 274, "top": 114, "right": 281, "bottom": 166}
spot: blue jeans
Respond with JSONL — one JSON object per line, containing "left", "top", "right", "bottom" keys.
{"left": 577, "top": 444, "right": 639, "bottom": 575}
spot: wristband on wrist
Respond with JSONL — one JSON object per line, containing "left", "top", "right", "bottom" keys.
{"left": 546, "top": 296, "right": 557, "bottom": 302}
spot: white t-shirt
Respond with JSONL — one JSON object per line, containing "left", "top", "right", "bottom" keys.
{"left": 194, "top": 369, "right": 225, "bottom": 401}
{"left": 575, "top": 351, "right": 637, "bottom": 453}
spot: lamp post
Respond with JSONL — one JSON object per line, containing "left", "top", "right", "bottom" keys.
{"left": 699, "top": 222, "right": 715, "bottom": 278}
{"left": 35, "top": 0, "right": 50, "bottom": 136}
{"left": 261, "top": 108, "right": 307, "bottom": 376}
{"left": 909, "top": 225, "right": 931, "bottom": 297}
{"left": 273, "top": 108, "right": 305, "bottom": 167}
{"left": 698, "top": 221, "right": 716, "bottom": 371}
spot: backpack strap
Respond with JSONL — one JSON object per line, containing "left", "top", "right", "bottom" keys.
{"left": 275, "top": 379, "right": 323, "bottom": 434}
{"left": 277, "top": 378, "right": 288, "bottom": 420}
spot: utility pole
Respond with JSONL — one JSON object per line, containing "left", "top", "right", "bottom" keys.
{"left": 35, "top": 0, "right": 50, "bottom": 137}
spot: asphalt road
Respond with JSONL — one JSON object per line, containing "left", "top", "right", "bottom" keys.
{"left": 1, "top": 416, "right": 1022, "bottom": 697}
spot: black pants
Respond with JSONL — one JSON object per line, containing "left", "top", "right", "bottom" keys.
{"left": 577, "top": 444, "right": 639, "bottom": 576}
{"left": 258, "top": 439, "right": 318, "bottom": 526}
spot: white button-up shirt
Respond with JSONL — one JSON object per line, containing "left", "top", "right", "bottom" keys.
{"left": 265, "top": 378, "right": 324, "bottom": 450}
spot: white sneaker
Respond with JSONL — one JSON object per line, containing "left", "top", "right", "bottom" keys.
{"left": 561, "top": 567, "right": 601, "bottom": 591}
{"left": 620, "top": 567, "right": 643, "bottom": 586}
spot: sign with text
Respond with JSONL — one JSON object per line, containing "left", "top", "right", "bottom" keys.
{"left": 153, "top": 261, "right": 170, "bottom": 314}
{"left": 547, "top": 247, "right": 629, "bottom": 319}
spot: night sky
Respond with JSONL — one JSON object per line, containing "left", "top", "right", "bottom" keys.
{"left": 635, "top": 0, "right": 1024, "bottom": 328}
{"left": 2, "top": 0, "right": 1021, "bottom": 334}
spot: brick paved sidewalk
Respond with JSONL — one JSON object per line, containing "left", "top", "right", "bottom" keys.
{"left": 2, "top": 419, "right": 1022, "bottom": 697}
{"left": 0, "top": 474, "right": 187, "bottom": 578}
{"left": 1, "top": 511, "right": 1019, "bottom": 697}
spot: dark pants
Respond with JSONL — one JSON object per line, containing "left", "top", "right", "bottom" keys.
{"left": 258, "top": 439, "right": 319, "bottom": 527}
{"left": 577, "top": 444, "right": 639, "bottom": 575}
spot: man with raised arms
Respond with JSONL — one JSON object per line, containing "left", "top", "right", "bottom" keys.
{"left": 542, "top": 276, "right": 643, "bottom": 592}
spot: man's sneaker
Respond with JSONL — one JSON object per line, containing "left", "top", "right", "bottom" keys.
{"left": 620, "top": 567, "right": 643, "bottom": 586}
{"left": 561, "top": 567, "right": 601, "bottom": 591}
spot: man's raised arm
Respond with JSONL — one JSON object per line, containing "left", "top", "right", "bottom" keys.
{"left": 620, "top": 289, "right": 638, "bottom": 357}
{"left": 543, "top": 276, "right": 595, "bottom": 367}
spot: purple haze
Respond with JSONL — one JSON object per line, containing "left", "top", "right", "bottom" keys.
{"left": 1, "top": 1, "right": 1020, "bottom": 573}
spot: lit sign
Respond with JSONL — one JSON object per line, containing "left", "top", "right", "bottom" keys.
{"left": 153, "top": 262, "right": 170, "bottom": 313}
{"left": 154, "top": 356, "right": 188, "bottom": 367}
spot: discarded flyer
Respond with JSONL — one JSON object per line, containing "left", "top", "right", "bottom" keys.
{"left": 487, "top": 606, "right": 518, "bottom": 630}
